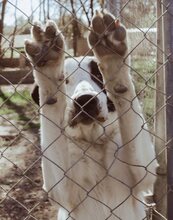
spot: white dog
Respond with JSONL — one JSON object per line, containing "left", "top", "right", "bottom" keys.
{"left": 25, "top": 11, "right": 158, "bottom": 220}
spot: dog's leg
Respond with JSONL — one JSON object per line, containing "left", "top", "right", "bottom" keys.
{"left": 25, "top": 21, "right": 68, "bottom": 211}
{"left": 88, "top": 11, "right": 158, "bottom": 197}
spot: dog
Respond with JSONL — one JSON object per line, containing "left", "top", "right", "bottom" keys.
{"left": 25, "top": 11, "right": 158, "bottom": 220}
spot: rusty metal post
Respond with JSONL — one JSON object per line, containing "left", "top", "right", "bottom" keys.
{"left": 163, "top": 1, "right": 173, "bottom": 219}
{"left": 153, "top": 1, "right": 167, "bottom": 218}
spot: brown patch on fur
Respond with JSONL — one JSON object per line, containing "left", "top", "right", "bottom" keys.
{"left": 31, "top": 84, "right": 39, "bottom": 105}
{"left": 89, "top": 60, "right": 116, "bottom": 112}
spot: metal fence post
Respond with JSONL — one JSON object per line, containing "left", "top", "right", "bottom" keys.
{"left": 163, "top": 1, "right": 173, "bottom": 219}
{"left": 154, "top": 1, "right": 167, "bottom": 218}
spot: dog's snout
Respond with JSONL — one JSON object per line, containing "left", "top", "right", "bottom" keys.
{"left": 68, "top": 93, "right": 107, "bottom": 126}
{"left": 74, "top": 94, "right": 99, "bottom": 118}
{"left": 75, "top": 94, "right": 97, "bottom": 107}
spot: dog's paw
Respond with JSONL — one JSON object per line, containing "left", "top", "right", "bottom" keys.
{"left": 25, "top": 20, "right": 64, "bottom": 67}
{"left": 88, "top": 11, "right": 127, "bottom": 59}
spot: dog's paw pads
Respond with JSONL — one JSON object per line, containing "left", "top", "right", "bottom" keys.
{"left": 88, "top": 11, "right": 127, "bottom": 58}
{"left": 45, "top": 97, "right": 57, "bottom": 105}
{"left": 92, "top": 13, "right": 105, "bottom": 35}
{"left": 32, "top": 23, "right": 44, "bottom": 41}
{"left": 102, "top": 13, "right": 115, "bottom": 32}
{"left": 112, "top": 20, "right": 126, "bottom": 41}
{"left": 25, "top": 20, "right": 64, "bottom": 67}
{"left": 45, "top": 21, "right": 57, "bottom": 39}
{"left": 114, "top": 84, "right": 128, "bottom": 93}
{"left": 24, "top": 40, "right": 40, "bottom": 56}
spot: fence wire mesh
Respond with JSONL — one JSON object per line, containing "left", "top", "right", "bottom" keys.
{"left": 0, "top": 0, "right": 170, "bottom": 219}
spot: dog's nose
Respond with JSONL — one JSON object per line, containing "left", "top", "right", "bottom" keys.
{"left": 74, "top": 94, "right": 99, "bottom": 118}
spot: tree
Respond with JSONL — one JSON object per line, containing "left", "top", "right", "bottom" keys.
{"left": 70, "top": 0, "right": 81, "bottom": 56}
{"left": 10, "top": 0, "right": 18, "bottom": 58}
{"left": 105, "top": 0, "right": 121, "bottom": 17}
{"left": 0, "top": 0, "right": 7, "bottom": 60}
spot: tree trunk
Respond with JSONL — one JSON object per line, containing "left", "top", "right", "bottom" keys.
{"left": 43, "top": 0, "right": 46, "bottom": 22}
{"left": 47, "top": 0, "right": 50, "bottom": 19}
{"left": 105, "top": 0, "right": 121, "bottom": 17}
{"left": 10, "top": 0, "right": 18, "bottom": 59}
{"left": 70, "top": 0, "right": 80, "bottom": 56}
{"left": 0, "top": 0, "right": 7, "bottom": 60}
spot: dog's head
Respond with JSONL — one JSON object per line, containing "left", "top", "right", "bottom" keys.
{"left": 64, "top": 57, "right": 115, "bottom": 128}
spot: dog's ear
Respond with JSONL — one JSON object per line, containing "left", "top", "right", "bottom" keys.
{"left": 31, "top": 83, "right": 40, "bottom": 105}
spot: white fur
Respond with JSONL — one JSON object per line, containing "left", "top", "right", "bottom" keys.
{"left": 25, "top": 17, "right": 158, "bottom": 220}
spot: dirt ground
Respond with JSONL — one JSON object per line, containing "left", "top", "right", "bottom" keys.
{"left": 0, "top": 86, "right": 57, "bottom": 220}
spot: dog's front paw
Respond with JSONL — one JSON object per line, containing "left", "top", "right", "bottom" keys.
{"left": 25, "top": 21, "right": 65, "bottom": 105}
{"left": 88, "top": 11, "right": 127, "bottom": 60}
{"left": 25, "top": 20, "right": 64, "bottom": 67}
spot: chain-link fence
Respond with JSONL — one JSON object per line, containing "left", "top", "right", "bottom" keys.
{"left": 0, "top": 0, "right": 171, "bottom": 219}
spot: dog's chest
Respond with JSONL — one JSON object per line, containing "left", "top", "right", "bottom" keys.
{"left": 66, "top": 137, "right": 132, "bottom": 212}
{"left": 65, "top": 121, "right": 124, "bottom": 208}
{"left": 67, "top": 138, "right": 108, "bottom": 185}
{"left": 66, "top": 139, "right": 109, "bottom": 206}
{"left": 66, "top": 122, "right": 116, "bottom": 175}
